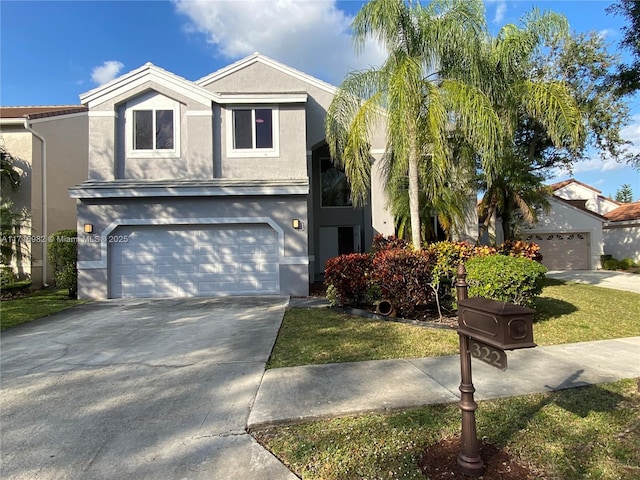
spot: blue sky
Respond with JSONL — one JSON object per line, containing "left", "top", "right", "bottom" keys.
{"left": 1, "top": 0, "right": 638, "bottom": 199}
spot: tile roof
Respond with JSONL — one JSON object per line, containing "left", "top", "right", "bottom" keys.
{"left": 0, "top": 105, "right": 87, "bottom": 120}
{"left": 605, "top": 201, "right": 640, "bottom": 222}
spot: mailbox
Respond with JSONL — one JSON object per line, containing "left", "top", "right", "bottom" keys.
{"left": 457, "top": 297, "right": 536, "bottom": 350}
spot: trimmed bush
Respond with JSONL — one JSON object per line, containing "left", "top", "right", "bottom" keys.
{"left": 465, "top": 255, "right": 547, "bottom": 307}
{"left": 601, "top": 255, "right": 637, "bottom": 271}
{"left": 48, "top": 229, "right": 78, "bottom": 297}
{"left": 324, "top": 253, "right": 373, "bottom": 306}
{"left": 370, "top": 248, "right": 437, "bottom": 317}
{"left": 0, "top": 266, "right": 17, "bottom": 286}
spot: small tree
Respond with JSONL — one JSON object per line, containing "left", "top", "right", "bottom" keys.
{"left": 0, "top": 142, "right": 29, "bottom": 277}
{"left": 48, "top": 229, "right": 78, "bottom": 297}
{"left": 615, "top": 184, "right": 634, "bottom": 203}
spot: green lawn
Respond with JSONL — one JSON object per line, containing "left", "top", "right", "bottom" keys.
{"left": 254, "top": 378, "right": 640, "bottom": 480}
{"left": 269, "top": 279, "right": 640, "bottom": 368}
{"left": 0, "top": 289, "right": 86, "bottom": 330}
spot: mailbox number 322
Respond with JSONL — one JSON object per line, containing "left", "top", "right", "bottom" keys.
{"left": 470, "top": 339, "right": 507, "bottom": 370}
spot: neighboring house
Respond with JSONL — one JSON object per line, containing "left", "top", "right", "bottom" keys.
{"left": 518, "top": 178, "right": 639, "bottom": 270}
{"left": 603, "top": 201, "right": 640, "bottom": 263}
{"left": 0, "top": 106, "right": 88, "bottom": 286}
{"left": 69, "top": 53, "right": 479, "bottom": 299}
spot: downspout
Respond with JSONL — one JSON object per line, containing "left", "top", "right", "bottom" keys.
{"left": 24, "top": 118, "right": 49, "bottom": 287}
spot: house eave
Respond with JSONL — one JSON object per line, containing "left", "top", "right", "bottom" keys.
{"left": 69, "top": 179, "right": 310, "bottom": 199}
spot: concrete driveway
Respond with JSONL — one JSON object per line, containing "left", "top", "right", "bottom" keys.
{"left": 1, "top": 296, "right": 297, "bottom": 480}
{"left": 547, "top": 270, "right": 640, "bottom": 293}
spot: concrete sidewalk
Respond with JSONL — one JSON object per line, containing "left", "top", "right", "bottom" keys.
{"left": 248, "top": 337, "right": 640, "bottom": 429}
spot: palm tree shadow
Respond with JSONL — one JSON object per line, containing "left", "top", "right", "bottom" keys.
{"left": 533, "top": 295, "right": 577, "bottom": 323}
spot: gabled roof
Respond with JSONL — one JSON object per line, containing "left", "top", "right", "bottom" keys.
{"left": 0, "top": 105, "right": 87, "bottom": 120}
{"left": 79, "top": 63, "right": 219, "bottom": 108}
{"left": 196, "top": 52, "right": 338, "bottom": 95}
{"left": 79, "top": 56, "right": 316, "bottom": 109}
{"left": 550, "top": 178, "right": 602, "bottom": 194}
{"left": 605, "top": 201, "right": 640, "bottom": 222}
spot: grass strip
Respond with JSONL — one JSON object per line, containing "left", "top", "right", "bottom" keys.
{"left": 253, "top": 378, "right": 640, "bottom": 480}
{"left": 269, "top": 280, "right": 640, "bottom": 368}
{"left": 0, "top": 289, "right": 86, "bottom": 330}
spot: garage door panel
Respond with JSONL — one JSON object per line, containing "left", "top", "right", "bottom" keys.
{"left": 110, "top": 224, "right": 279, "bottom": 298}
{"left": 525, "top": 232, "right": 589, "bottom": 270}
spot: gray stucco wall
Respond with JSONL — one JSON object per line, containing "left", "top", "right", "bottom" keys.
{"left": 88, "top": 82, "right": 213, "bottom": 182}
{"left": 76, "top": 195, "right": 308, "bottom": 299}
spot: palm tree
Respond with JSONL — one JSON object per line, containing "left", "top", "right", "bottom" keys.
{"left": 475, "top": 9, "right": 584, "bottom": 241}
{"left": 326, "top": 0, "right": 500, "bottom": 249}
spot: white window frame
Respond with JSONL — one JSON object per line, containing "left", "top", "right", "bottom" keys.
{"left": 125, "top": 92, "right": 181, "bottom": 158}
{"left": 226, "top": 105, "right": 279, "bottom": 158}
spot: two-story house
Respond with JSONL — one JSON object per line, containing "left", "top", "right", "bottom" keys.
{"left": 70, "top": 54, "right": 404, "bottom": 299}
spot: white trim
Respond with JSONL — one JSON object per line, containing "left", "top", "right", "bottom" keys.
{"left": 0, "top": 118, "right": 25, "bottom": 125}
{"left": 124, "top": 91, "right": 181, "bottom": 159}
{"left": 218, "top": 93, "right": 307, "bottom": 104}
{"left": 88, "top": 111, "right": 118, "bottom": 118}
{"left": 69, "top": 183, "right": 309, "bottom": 198}
{"left": 370, "top": 149, "right": 386, "bottom": 155}
{"left": 186, "top": 110, "right": 212, "bottom": 117}
{"left": 78, "top": 217, "right": 287, "bottom": 270}
{"left": 81, "top": 63, "right": 217, "bottom": 108}
{"left": 226, "top": 105, "right": 280, "bottom": 158}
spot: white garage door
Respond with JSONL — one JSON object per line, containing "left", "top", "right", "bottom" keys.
{"left": 109, "top": 225, "right": 279, "bottom": 298}
{"left": 525, "top": 232, "right": 590, "bottom": 270}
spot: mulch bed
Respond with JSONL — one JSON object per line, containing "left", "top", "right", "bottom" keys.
{"left": 418, "top": 436, "right": 538, "bottom": 479}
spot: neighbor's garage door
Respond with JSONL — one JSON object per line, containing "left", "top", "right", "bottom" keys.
{"left": 525, "top": 232, "right": 590, "bottom": 270}
{"left": 109, "top": 225, "right": 279, "bottom": 298}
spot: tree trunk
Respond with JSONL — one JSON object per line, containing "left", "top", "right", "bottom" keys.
{"left": 408, "top": 152, "right": 422, "bottom": 249}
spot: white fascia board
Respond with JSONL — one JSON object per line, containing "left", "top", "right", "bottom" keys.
{"left": 0, "top": 118, "right": 27, "bottom": 126}
{"left": 217, "top": 93, "right": 308, "bottom": 104}
{"left": 69, "top": 183, "right": 309, "bottom": 199}
{"left": 81, "top": 64, "right": 220, "bottom": 108}
{"left": 196, "top": 53, "right": 338, "bottom": 96}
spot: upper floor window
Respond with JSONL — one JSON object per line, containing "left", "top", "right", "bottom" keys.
{"left": 134, "top": 110, "right": 173, "bottom": 150}
{"left": 125, "top": 92, "right": 180, "bottom": 158}
{"left": 227, "top": 106, "right": 279, "bottom": 157}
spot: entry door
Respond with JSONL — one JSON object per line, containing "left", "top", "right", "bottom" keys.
{"left": 318, "top": 226, "right": 361, "bottom": 273}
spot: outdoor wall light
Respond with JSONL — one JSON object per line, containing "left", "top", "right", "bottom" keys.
{"left": 292, "top": 219, "right": 302, "bottom": 230}
{"left": 84, "top": 223, "right": 94, "bottom": 234}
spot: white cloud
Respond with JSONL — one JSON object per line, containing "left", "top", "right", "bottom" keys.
{"left": 564, "top": 114, "right": 640, "bottom": 174}
{"left": 620, "top": 114, "right": 640, "bottom": 156}
{"left": 91, "top": 60, "right": 124, "bottom": 85}
{"left": 173, "top": 0, "right": 386, "bottom": 85}
{"left": 486, "top": 0, "right": 507, "bottom": 24}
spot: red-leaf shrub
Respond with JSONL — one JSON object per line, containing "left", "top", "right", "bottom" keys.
{"left": 370, "top": 234, "right": 409, "bottom": 253}
{"left": 370, "top": 248, "right": 437, "bottom": 318}
{"left": 324, "top": 253, "right": 373, "bottom": 306}
{"left": 496, "top": 240, "right": 543, "bottom": 263}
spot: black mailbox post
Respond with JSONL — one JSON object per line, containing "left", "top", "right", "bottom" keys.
{"left": 458, "top": 297, "right": 536, "bottom": 350}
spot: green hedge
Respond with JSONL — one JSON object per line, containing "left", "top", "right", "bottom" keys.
{"left": 465, "top": 255, "right": 547, "bottom": 307}
{"left": 48, "top": 229, "right": 78, "bottom": 297}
